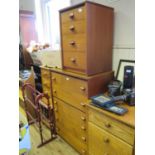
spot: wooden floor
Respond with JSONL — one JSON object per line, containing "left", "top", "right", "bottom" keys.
{"left": 19, "top": 106, "right": 79, "bottom": 155}
{"left": 28, "top": 124, "right": 79, "bottom": 155}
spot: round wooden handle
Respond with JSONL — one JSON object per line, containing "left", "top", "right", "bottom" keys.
{"left": 81, "top": 126, "right": 86, "bottom": 130}
{"left": 81, "top": 150, "right": 86, "bottom": 154}
{"left": 70, "top": 58, "right": 76, "bottom": 63}
{"left": 104, "top": 153, "right": 109, "bottom": 155}
{"left": 69, "top": 41, "right": 75, "bottom": 45}
{"left": 69, "top": 13, "right": 74, "bottom": 19}
{"left": 53, "top": 90, "right": 57, "bottom": 93}
{"left": 54, "top": 108, "right": 58, "bottom": 112}
{"left": 81, "top": 116, "right": 86, "bottom": 121}
{"left": 52, "top": 77, "right": 56, "bottom": 80}
{"left": 81, "top": 136, "right": 86, "bottom": 141}
{"left": 69, "top": 25, "right": 75, "bottom": 31}
{"left": 80, "top": 86, "right": 85, "bottom": 91}
{"left": 105, "top": 122, "right": 111, "bottom": 128}
{"left": 80, "top": 102, "right": 86, "bottom": 107}
{"left": 104, "top": 138, "right": 110, "bottom": 143}
{"left": 54, "top": 101, "right": 57, "bottom": 104}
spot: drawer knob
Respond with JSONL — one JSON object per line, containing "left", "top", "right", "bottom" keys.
{"left": 80, "top": 87, "right": 85, "bottom": 91}
{"left": 56, "top": 127, "right": 60, "bottom": 131}
{"left": 54, "top": 108, "right": 58, "bottom": 112}
{"left": 81, "top": 136, "right": 86, "bottom": 141}
{"left": 81, "top": 126, "right": 86, "bottom": 130}
{"left": 104, "top": 153, "right": 109, "bottom": 155}
{"left": 53, "top": 90, "right": 57, "bottom": 93}
{"left": 69, "top": 25, "right": 75, "bottom": 31}
{"left": 66, "top": 77, "right": 70, "bottom": 81}
{"left": 69, "top": 12, "right": 74, "bottom": 19}
{"left": 80, "top": 102, "right": 86, "bottom": 107}
{"left": 70, "top": 58, "right": 76, "bottom": 63}
{"left": 81, "top": 116, "right": 86, "bottom": 121}
{"left": 81, "top": 150, "right": 86, "bottom": 154}
{"left": 104, "top": 138, "right": 110, "bottom": 143}
{"left": 52, "top": 77, "right": 56, "bottom": 80}
{"left": 54, "top": 101, "right": 57, "bottom": 104}
{"left": 105, "top": 123, "right": 111, "bottom": 128}
{"left": 69, "top": 41, "right": 76, "bottom": 46}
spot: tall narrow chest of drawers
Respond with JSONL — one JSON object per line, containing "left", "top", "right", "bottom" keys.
{"left": 51, "top": 68, "right": 114, "bottom": 154}
{"left": 60, "top": 2, "right": 114, "bottom": 75}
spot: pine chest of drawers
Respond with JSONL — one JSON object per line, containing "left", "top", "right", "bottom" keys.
{"left": 60, "top": 2, "right": 114, "bottom": 75}
{"left": 88, "top": 104, "right": 135, "bottom": 155}
{"left": 51, "top": 68, "right": 113, "bottom": 154}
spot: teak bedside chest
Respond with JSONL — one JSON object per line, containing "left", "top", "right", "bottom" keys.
{"left": 60, "top": 2, "right": 114, "bottom": 75}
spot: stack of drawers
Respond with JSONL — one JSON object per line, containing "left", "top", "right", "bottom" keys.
{"left": 88, "top": 105, "right": 135, "bottom": 155}
{"left": 41, "top": 67, "right": 52, "bottom": 105}
{"left": 50, "top": 1, "right": 114, "bottom": 154}
{"left": 51, "top": 69, "right": 113, "bottom": 154}
{"left": 60, "top": 2, "right": 114, "bottom": 75}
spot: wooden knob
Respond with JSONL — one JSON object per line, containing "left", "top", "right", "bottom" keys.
{"left": 80, "top": 102, "right": 86, "bottom": 107}
{"left": 104, "top": 138, "right": 110, "bottom": 143}
{"left": 69, "top": 12, "right": 74, "bottom": 19}
{"left": 69, "top": 41, "right": 75, "bottom": 45}
{"left": 53, "top": 90, "right": 56, "bottom": 93}
{"left": 80, "top": 86, "right": 85, "bottom": 91}
{"left": 81, "top": 150, "right": 86, "bottom": 154}
{"left": 81, "top": 136, "right": 86, "bottom": 141}
{"left": 105, "top": 122, "right": 111, "bottom": 128}
{"left": 70, "top": 58, "right": 76, "bottom": 63}
{"left": 81, "top": 126, "right": 86, "bottom": 130}
{"left": 54, "top": 101, "right": 57, "bottom": 104}
{"left": 54, "top": 108, "right": 58, "bottom": 112}
{"left": 69, "top": 25, "right": 75, "bottom": 31}
{"left": 52, "top": 77, "right": 56, "bottom": 80}
{"left": 56, "top": 118, "right": 59, "bottom": 121}
{"left": 81, "top": 116, "right": 86, "bottom": 121}
{"left": 104, "top": 153, "right": 109, "bottom": 155}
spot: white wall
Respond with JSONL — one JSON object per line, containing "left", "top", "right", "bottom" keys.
{"left": 71, "top": 0, "right": 135, "bottom": 74}
{"left": 19, "top": 0, "right": 35, "bottom": 12}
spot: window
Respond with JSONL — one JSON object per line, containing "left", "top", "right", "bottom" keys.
{"left": 35, "top": 0, "right": 71, "bottom": 50}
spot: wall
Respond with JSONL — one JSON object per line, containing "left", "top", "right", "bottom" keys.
{"left": 71, "top": 0, "right": 135, "bottom": 74}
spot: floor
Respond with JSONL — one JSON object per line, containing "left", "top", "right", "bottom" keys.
{"left": 19, "top": 106, "right": 79, "bottom": 155}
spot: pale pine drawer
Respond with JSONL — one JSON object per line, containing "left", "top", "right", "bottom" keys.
{"left": 88, "top": 122, "right": 133, "bottom": 155}
{"left": 88, "top": 108, "right": 135, "bottom": 145}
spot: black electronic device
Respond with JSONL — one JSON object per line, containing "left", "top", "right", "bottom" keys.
{"left": 123, "top": 66, "right": 134, "bottom": 89}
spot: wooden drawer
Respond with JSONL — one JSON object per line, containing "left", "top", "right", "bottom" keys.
{"left": 88, "top": 108, "right": 135, "bottom": 145}
{"left": 53, "top": 98, "right": 87, "bottom": 154}
{"left": 61, "top": 6, "right": 86, "bottom": 24}
{"left": 52, "top": 72, "right": 88, "bottom": 112}
{"left": 41, "top": 68, "right": 50, "bottom": 79}
{"left": 61, "top": 20, "right": 86, "bottom": 35}
{"left": 62, "top": 33, "right": 86, "bottom": 52}
{"left": 63, "top": 51, "right": 86, "bottom": 72}
{"left": 88, "top": 122, "right": 133, "bottom": 155}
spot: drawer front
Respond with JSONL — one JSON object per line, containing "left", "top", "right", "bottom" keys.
{"left": 41, "top": 69, "right": 50, "bottom": 79}
{"left": 54, "top": 98, "right": 87, "bottom": 154}
{"left": 61, "top": 6, "right": 86, "bottom": 24}
{"left": 62, "top": 33, "right": 86, "bottom": 52}
{"left": 61, "top": 20, "right": 86, "bottom": 35}
{"left": 63, "top": 52, "right": 86, "bottom": 71}
{"left": 52, "top": 72, "right": 88, "bottom": 112}
{"left": 88, "top": 122, "right": 133, "bottom": 155}
{"left": 88, "top": 108, "right": 135, "bottom": 145}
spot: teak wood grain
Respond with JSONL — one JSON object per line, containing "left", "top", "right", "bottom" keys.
{"left": 60, "top": 2, "right": 114, "bottom": 75}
